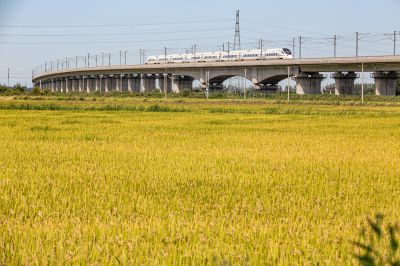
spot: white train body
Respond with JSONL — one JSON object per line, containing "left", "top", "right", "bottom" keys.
{"left": 145, "top": 48, "right": 293, "bottom": 64}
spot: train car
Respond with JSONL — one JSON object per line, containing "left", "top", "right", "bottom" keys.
{"left": 145, "top": 48, "right": 293, "bottom": 64}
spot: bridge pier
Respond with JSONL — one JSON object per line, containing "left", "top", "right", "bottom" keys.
{"left": 104, "top": 76, "right": 109, "bottom": 92}
{"left": 116, "top": 75, "right": 122, "bottom": 92}
{"left": 95, "top": 77, "right": 99, "bottom": 92}
{"left": 133, "top": 75, "right": 139, "bottom": 92}
{"left": 140, "top": 74, "right": 146, "bottom": 93}
{"left": 332, "top": 72, "right": 358, "bottom": 95}
{"left": 178, "top": 76, "right": 194, "bottom": 91}
{"left": 98, "top": 76, "right": 103, "bottom": 92}
{"left": 70, "top": 79, "right": 75, "bottom": 92}
{"left": 77, "top": 78, "right": 82, "bottom": 92}
{"left": 57, "top": 80, "right": 62, "bottom": 92}
{"left": 155, "top": 74, "right": 161, "bottom": 91}
{"left": 150, "top": 75, "right": 157, "bottom": 91}
{"left": 294, "top": 72, "right": 325, "bottom": 95}
{"left": 65, "top": 78, "right": 69, "bottom": 93}
{"left": 122, "top": 75, "right": 127, "bottom": 92}
{"left": 61, "top": 79, "right": 65, "bottom": 93}
{"left": 171, "top": 75, "right": 180, "bottom": 93}
{"left": 59, "top": 79, "right": 62, "bottom": 93}
{"left": 144, "top": 74, "right": 156, "bottom": 92}
{"left": 372, "top": 71, "right": 398, "bottom": 96}
{"left": 126, "top": 75, "right": 132, "bottom": 92}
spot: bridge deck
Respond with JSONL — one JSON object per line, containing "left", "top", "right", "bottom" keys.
{"left": 32, "top": 55, "right": 400, "bottom": 82}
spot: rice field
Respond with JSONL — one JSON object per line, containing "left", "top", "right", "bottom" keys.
{"left": 1, "top": 97, "right": 400, "bottom": 265}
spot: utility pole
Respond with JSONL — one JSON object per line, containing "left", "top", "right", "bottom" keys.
{"left": 7, "top": 68, "right": 10, "bottom": 87}
{"left": 124, "top": 51, "right": 127, "bottom": 65}
{"left": 287, "top": 66, "right": 290, "bottom": 101}
{"left": 386, "top": 31, "right": 398, "bottom": 55}
{"left": 259, "top": 39, "right": 263, "bottom": 60}
{"left": 227, "top": 42, "right": 231, "bottom": 61}
{"left": 356, "top": 32, "right": 359, "bottom": 57}
{"left": 233, "top": 10, "right": 241, "bottom": 51}
{"left": 164, "top": 47, "right": 168, "bottom": 99}
{"left": 206, "top": 70, "right": 209, "bottom": 100}
{"left": 299, "top": 36, "right": 303, "bottom": 59}
{"left": 139, "top": 49, "right": 146, "bottom": 64}
{"left": 88, "top": 53, "right": 90, "bottom": 67}
{"left": 333, "top": 35, "right": 339, "bottom": 58}
{"left": 95, "top": 54, "right": 98, "bottom": 67}
{"left": 75, "top": 56, "right": 78, "bottom": 68}
{"left": 361, "top": 62, "right": 364, "bottom": 103}
{"left": 119, "top": 51, "right": 122, "bottom": 65}
{"left": 108, "top": 53, "right": 111, "bottom": 66}
{"left": 244, "top": 68, "right": 247, "bottom": 99}
{"left": 327, "top": 35, "right": 340, "bottom": 58}
{"left": 292, "top": 38, "right": 296, "bottom": 59}
{"left": 192, "top": 44, "right": 197, "bottom": 62}
{"left": 102, "top": 53, "right": 105, "bottom": 66}
{"left": 355, "top": 32, "right": 369, "bottom": 57}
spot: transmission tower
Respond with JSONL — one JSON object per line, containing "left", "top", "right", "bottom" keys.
{"left": 233, "top": 10, "right": 241, "bottom": 51}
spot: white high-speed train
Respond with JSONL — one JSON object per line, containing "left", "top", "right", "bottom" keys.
{"left": 145, "top": 48, "right": 293, "bottom": 64}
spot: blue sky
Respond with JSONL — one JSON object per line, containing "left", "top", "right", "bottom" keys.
{"left": 0, "top": 0, "right": 399, "bottom": 86}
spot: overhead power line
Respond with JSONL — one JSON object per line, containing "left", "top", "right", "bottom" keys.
{"left": 0, "top": 19, "right": 234, "bottom": 29}
{"left": 0, "top": 35, "right": 234, "bottom": 45}
{"left": 0, "top": 27, "right": 232, "bottom": 37}
{"left": 241, "top": 19, "right": 332, "bottom": 37}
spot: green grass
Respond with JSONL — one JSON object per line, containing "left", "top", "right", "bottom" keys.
{"left": 0, "top": 97, "right": 400, "bottom": 264}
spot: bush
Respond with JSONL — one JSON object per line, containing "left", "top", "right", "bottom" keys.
{"left": 32, "top": 87, "right": 42, "bottom": 95}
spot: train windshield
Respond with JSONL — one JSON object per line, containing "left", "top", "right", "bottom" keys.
{"left": 283, "top": 48, "right": 292, "bottom": 55}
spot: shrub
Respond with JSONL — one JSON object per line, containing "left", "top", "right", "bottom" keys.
{"left": 32, "top": 87, "right": 42, "bottom": 95}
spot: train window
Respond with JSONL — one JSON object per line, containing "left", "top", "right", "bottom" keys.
{"left": 283, "top": 48, "right": 292, "bottom": 55}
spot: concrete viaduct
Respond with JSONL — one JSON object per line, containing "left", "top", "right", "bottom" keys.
{"left": 32, "top": 56, "right": 400, "bottom": 96}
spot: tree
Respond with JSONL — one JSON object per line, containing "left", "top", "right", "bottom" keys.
{"left": 32, "top": 86, "right": 42, "bottom": 95}
{"left": 0, "top": 85, "right": 8, "bottom": 93}
{"left": 13, "top": 83, "right": 26, "bottom": 94}
{"left": 354, "top": 83, "right": 375, "bottom": 96}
